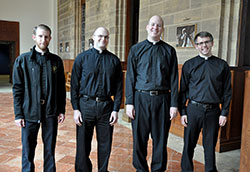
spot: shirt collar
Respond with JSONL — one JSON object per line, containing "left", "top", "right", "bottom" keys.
{"left": 93, "top": 47, "right": 107, "bottom": 54}
{"left": 199, "top": 54, "right": 212, "bottom": 60}
{"left": 146, "top": 39, "right": 161, "bottom": 45}
{"left": 35, "top": 46, "right": 48, "bottom": 55}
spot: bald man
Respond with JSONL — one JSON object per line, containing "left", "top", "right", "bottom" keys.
{"left": 125, "top": 15, "right": 179, "bottom": 172}
{"left": 71, "top": 27, "right": 123, "bottom": 172}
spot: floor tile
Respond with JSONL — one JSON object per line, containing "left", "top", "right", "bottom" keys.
{"left": 0, "top": 92, "right": 205, "bottom": 172}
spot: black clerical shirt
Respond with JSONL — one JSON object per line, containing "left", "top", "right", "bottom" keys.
{"left": 179, "top": 55, "right": 232, "bottom": 116}
{"left": 125, "top": 39, "right": 179, "bottom": 107}
{"left": 70, "top": 48, "right": 123, "bottom": 112}
{"left": 35, "top": 51, "right": 49, "bottom": 100}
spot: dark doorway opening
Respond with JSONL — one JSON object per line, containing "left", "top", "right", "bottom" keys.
{"left": 0, "top": 43, "right": 12, "bottom": 75}
{"left": 238, "top": 0, "right": 250, "bottom": 67}
{"left": 124, "top": 0, "right": 140, "bottom": 62}
{"left": 0, "top": 20, "right": 20, "bottom": 83}
{"left": 0, "top": 41, "right": 15, "bottom": 83}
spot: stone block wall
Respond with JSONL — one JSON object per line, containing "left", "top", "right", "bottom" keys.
{"left": 58, "top": 0, "right": 76, "bottom": 59}
{"left": 57, "top": 0, "right": 240, "bottom": 65}
{"left": 139, "top": 0, "right": 240, "bottom": 65}
{"left": 58, "top": 0, "right": 126, "bottom": 61}
{"left": 85, "top": 0, "right": 127, "bottom": 61}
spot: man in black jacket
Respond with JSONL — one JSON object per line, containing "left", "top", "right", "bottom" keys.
{"left": 179, "top": 31, "right": 232, "bottom": 172}
{"left": 125, "top": 15, "right": 178, "bottom": 172}
{"left": 71, "top": 27, "right": 123, "bottom": 172}
{"left": 12, "top": 24, "right": 66, "bottom": 172}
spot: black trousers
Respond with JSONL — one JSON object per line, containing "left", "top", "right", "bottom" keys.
{"left": 75, "top": 96, "right": 114, "bottom": 172}
{"left": 181, "top": 103, "right": 220, "bottom": 172}
{"left": 132, "top": 91, "right": 171, "bottom": 172}
{"left": 21, "top": 117, "right": 58, "bottom": 172}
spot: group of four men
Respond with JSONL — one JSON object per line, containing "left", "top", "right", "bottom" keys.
{"left": 12, "top": 15, "right": 231, "bottom": 172}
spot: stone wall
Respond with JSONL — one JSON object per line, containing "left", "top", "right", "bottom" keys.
{"left": 58, "top": 0, "right": 77, "bottom": 59}
{"left": 58, "top": 0, "right": 240, "bottom": 65}
{"left": 58, "top": 0, "right": 126, "bottom": 61}
{"left": 219, "top": 0, "right": 240, "bottom": 66}
{"left": 139, "top": 0, "right": 240, "bottom": 65}
{"left": 85, "top": 0, "right": 127, "bottom": 61}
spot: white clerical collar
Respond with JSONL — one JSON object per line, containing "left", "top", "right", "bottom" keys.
{"left": 199, "top": 54, "right": 212, "bottom": 60}
{"left": 94, "top": 47, "right": 104, "bottom": 54}
{"left": 35, "top": 46, "right": 47, "bottom": 55}
{"left": 147, "top": 39, "right": 160, "bottom": 45}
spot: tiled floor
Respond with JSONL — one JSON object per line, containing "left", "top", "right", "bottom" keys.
{"left": 0, "top": 92, "right": 205, "bottom": 172}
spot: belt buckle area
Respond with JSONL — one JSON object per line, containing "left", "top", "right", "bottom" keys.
{"left": 41, "top": 99, "right": 45, "bottom": 105}
{"left": 95, "top": 97, "right": 101, "bottom": 102}
{"left": 149, "top": 90, "right": 158, "bottom": 96}
{"left": 203, "top": 104, "right": 212, "bottom": 110}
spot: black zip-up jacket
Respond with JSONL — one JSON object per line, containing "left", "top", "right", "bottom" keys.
{"left": 12, "top": 46, "right": 66, "bottom": 123}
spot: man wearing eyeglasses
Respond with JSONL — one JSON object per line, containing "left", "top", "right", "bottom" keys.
{"left": 178, "top": 31, "right": 232, "bottom": 172}
{"left": 71, "top": 27, "right": 123, "bottom": 172}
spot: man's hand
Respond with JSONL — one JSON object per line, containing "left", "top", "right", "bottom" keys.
{"left": 58, "top": 113, "right": 65, "bottom": 124}
{"left": 181, "top": 115, "right": 188, "bottom": 127}
{"left": 109, "top": 111, "right": 118, "bottom": 126}
{"left": 126, "top": 104, "right": 135, "bottom": 119}
{"left": 15, "top": 119, "right": 25, "bottom": 128}
{"left": 74, "top": 110, "right": 82, "bottom": 126}
{"left": 170, "top": 107, "right": 178, "bottom": 120}
{"left": 219, "top": 116, "right": 227, "bottom": 127}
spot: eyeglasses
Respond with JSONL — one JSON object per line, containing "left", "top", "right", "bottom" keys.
{"left": 150, "top": 23, "right": 162, "bottom": 28}
{"left": 195, "top": 40, "right": 212, "bottom": 46}
{"left": 95, "top": 35, "right": 109, "bottom": 39}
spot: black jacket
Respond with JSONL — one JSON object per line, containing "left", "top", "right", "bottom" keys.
{"left": 12, "top": 46, "right": 66, "bottom": 122}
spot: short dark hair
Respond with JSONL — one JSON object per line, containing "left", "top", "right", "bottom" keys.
{"left": 33, "top": 24, "right": 51, "bottom": 36}
{"left": 194, "top": 31, "right": 213, "bottom": 44}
